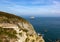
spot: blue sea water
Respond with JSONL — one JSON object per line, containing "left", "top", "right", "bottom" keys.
{"left": 23, "top": 17, "right": 60, "bottom": 42}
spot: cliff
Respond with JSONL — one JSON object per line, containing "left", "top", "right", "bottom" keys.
{"left": 0, "top": 11, "right": 45, "bottom": 42}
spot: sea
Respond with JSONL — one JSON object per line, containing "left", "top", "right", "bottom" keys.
{"left": 22, "top": 16, "right": 60, "bottom": 42}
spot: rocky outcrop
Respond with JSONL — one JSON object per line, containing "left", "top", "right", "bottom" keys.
{"left": 0, "top": 11, "right": 45, "bottom": 42}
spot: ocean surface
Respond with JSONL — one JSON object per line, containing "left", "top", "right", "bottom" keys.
{"left": 23, "top": 17, "right": 60, "bottom": 42}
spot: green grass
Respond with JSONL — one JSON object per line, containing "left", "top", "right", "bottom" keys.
{"left": 0, "top": 27, "right": 17, "bottom": 38}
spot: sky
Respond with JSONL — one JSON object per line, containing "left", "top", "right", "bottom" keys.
{"left": 0, "top": 0, "right": 60, "bottom": 17}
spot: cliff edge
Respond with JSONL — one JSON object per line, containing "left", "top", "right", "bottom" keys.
{"left": 0, "top": 11, "right": 45, "bottom": 42}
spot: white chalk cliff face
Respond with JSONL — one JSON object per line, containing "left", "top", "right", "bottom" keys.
{"left": 0, "top": 11, "right": 45, "bottom": 42}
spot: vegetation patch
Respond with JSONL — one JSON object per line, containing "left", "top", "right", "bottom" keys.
{"left": 0, "top": 27, "right": 17, "bottom": 38}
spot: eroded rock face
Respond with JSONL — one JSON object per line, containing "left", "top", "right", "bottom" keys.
{"left": 0, "top": 11, "right": 45, "bottom": 42}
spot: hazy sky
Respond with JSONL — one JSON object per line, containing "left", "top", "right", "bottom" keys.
{"left": 0, "top": 0, "right": 60, "bottom": 17}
